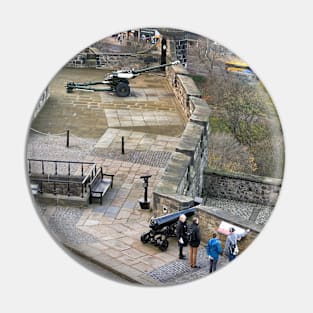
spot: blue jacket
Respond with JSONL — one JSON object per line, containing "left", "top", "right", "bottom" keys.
{"left": 206, "top": 238, "right": 222, "bottom": 261}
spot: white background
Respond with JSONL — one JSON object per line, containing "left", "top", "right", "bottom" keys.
{"left": 0, "top": 0, "right": 312, "bottom": 312}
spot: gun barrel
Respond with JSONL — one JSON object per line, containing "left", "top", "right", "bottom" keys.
{"left": 132, "top": 60, "right": 180, "bottom": 75}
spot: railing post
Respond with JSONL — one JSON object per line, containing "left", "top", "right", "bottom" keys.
{"left": 54, "top": 182, "right": 56, "bottom": 195}
{"left": 55, "top": 161, "right": 57, "bottom": 175}
{"left": 81, "top": 163, "right": 84, "bottom": 176}
{"left": 68, "top": 162, "right": 70, "bottom": 176}
{"left": 66, "top": 129, "right": 70, "bottom": 148}
{"left": 28, "top": 160, "right": 31, "bottom": 174}
{"left": 67, "top": 181, "right": 70, "bottom": 196}
{"left": 41, "top": 160, "right": 44, "bottom": 175}
{"left": 122, "top": 136, "right": 125, "bottom": 154}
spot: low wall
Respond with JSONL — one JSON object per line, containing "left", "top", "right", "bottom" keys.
{"left": 166, "top": 62, "right": 201, "bottom": 122}
{"left": 153, "top": 96, "right": 210, "bottom": 200}
{"left": 152, "top": 193, "right": 260, "bottom": 252}
{"left": 203, "top": 169, "right": 282, "bottom": 206}
{"left": 196, "top": 205, "right": 260, "bottom": 251}
{"left": 33, "top": 86, "right": 50, "bottom": 120}
{"left": 66, "top": 52, "right": 159, "bottom": 70}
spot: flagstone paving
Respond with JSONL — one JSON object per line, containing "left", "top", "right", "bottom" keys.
{"left": 28, "top": 67, "right": 233, "bottom": 286}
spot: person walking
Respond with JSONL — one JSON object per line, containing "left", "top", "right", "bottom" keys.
{"left": 189, "top": 217, "right": 201, "bottom": 268}
{"left": 176, "top": 214, "right": 188, "bottom": 259}
{"left": 206, "top": 232, "right": 223, "bottom": 273}
{"left": 224, "top": 227, "right": 250, "bottom": 262}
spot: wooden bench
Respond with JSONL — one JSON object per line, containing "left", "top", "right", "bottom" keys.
{"left": 89, "top": 167, "right": 114, "bottom": 204}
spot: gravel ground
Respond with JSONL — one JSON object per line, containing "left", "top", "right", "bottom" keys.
{"left": 26, "top": 132, "right": 97, "bottom": 162}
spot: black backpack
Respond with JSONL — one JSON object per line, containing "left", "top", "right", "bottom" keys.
{"left": 187, "top": 224, "right": 196, "bottom": 243}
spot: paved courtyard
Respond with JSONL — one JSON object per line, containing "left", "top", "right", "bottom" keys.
{"left": 28, "top": 67, "right": 229, "bottom": 285}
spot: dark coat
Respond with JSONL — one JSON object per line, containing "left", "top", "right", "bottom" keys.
{"left": 189, "top": 222, "right": 201, "bottom": 247}
{"left": 176, "top": 220, "right": 188, "bottom": 245}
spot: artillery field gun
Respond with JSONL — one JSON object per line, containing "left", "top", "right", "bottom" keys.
{"left": 65, "top": 60, "right": 180, "bottom": 97}
{"left": 140, "top": 207, "right": 195, "bottom": 251}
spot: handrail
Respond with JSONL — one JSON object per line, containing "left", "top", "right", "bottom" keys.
{"left": 28, "top": 158, "right": 94, "bottom": 165}
{"left": 31, "top": 178, "right": 83, "bottom": 185}
{"left": 28, "top": 158, "right": 96, "bottom": 177}
{"left": 82, "top": 164, "right": 97, "bottom": 185}
{"left": 89, "top": 168, "right": 102, "bottom": 187}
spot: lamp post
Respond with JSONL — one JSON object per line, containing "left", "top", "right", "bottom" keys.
{"left": 139, "top": 174, "right": 151, "bottom": 210}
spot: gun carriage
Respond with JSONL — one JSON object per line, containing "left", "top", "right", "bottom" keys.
{"left": 140, "top": 207, "right": 195, "bottom": 251}
{"left": 65, "top": 60, "right": 180, "bottom": 97}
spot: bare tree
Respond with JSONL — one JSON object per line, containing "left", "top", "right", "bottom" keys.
{"left": 222, "top": 79, "right": 269, "bottom": 147}
{"left": 208, "top": 133, "right": 257, "bottom": 173}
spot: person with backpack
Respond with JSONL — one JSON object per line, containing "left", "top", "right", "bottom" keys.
{"left": 224, "top": 227, "right": 250, "bottom": 262}
{"left": 189, "top": 217, "right": 201, "bottom": 268}
{"left": 206, "top": 232, "right": 223, "bottom": 273}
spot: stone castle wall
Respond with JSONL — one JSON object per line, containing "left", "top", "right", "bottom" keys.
{"left": 66, "top": 51, "right": 159, "bottom": 70}
{"left": 153, "top": 70, "right": 210, "bottom": 201}
{"left": 152, "top": 40, "right": 276, "bottom": 250}
{"left": 151, "top": 193, "right": 260, "bottom": 252}
{"left": 32, "top": 86, "right": 50, "bottom": 120}
{"left": 203, "top": 169, "right": 282, "bottom": 206}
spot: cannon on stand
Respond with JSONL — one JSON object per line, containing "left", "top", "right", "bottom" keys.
{"left": 65, "top": 60, "right": 180, "bottom": 97}
{"left": 140, "top": 207, "right": 196, "bottom": 251}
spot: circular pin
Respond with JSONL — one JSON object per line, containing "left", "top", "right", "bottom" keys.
{"left": 26, "top": 27, "right": 284, "bottom": 286}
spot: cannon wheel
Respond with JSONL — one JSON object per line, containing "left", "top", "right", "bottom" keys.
{"left": 116, "top": 82, "right": 130, "bottom": 97}
{"left": 141, "top": 232, "right": 150, "bottom": 244}
{"left": 159, "top": 239, "right": 169, "bottom": 251}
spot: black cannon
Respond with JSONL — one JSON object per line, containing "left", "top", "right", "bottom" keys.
{"left": 140, "top": 207, "right": 196, "bottom": 251}
{"left": 65, "top": 60, "right": 180, "bottom": 97}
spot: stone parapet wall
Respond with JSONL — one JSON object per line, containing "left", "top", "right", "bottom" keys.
{"left": 33, "top": 86, "right": 50, "bottom": 120}
{"left": 166, "top": 62, "right": 201, "bottom": 122}
{"left": 196, "top": 205, "right": 260, "bottom": 251}
{"left": 154, "top": 47, "right": 210, "bottom": 207}
{"left": 66, "top": 52, "right": 159, "bottom": 70}
{"left": 203, "top": 169, "right": 282, "bottom": 206}
{"left": 152, "top": 193, "right": 260, "bottom": 251}
{"left": 153, "top": 96, "right": 210, "bottom": 200}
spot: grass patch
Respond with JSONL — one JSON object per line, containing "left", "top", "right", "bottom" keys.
{"left": 209, "top": 116, "right": 230, "bottom": 133}
{"left": 190, "top": 74, "right": 207, "bottom": 84}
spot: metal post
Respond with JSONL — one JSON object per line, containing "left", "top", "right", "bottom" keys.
{"left": 66, "top": 129, "right": 70, "bottom": 148}
{"left": 55, "top": 161, "right": 57, "bottom": 175}
{"left": 122, "top": 136, "right": 125, "bottom": 154}
{"left": 139, "top": 175, "right": 151, "bottom": 209}
{"left": 144, "top": 180, "right": 148, "bottom": 202}
{"left": 161, "top": 37, "right": 167, "bottom": 67}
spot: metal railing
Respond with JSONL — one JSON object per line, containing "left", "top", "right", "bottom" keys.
{"left": 28, "top": 159, "right": 97, "bottom": 198}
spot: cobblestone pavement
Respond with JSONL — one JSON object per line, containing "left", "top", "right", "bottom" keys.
{"left": 92, "top": 150, "right": 172, "bottom": 168}
{"left": 205, "top": 197, "right": 273, "bottom": 225}
{"left": 47, "top": 207, "right": 98, "bottom": 245}
{"left": 148, "top": 248, "right": 228, "bottom": 285}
